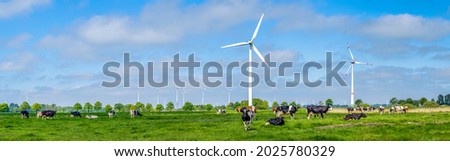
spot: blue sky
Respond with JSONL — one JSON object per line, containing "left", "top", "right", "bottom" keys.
{"left": 1, "top": 0, "right": 450, "bottom": 106}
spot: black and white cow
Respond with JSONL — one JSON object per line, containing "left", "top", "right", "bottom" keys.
{"left": 347, "top": 107, "right": 355, "bottom": 113}
{"left": 70, "top": 111, "right": 82, "bottom": 118}
{"left": 379, "top": 106, "right": 385, "bottom": 114}
{"left": 20, "top": 110, "right": 29, "bottom": 119}
{"left": 240, "top": 108, "right": 255, "bottom": 131}
{"left": 306, "top": 105, "right": 332, "bottom": 119}
{"left": 37, "top": 110, "right": 56, "bottom": 119}
{"left": 108, "top": 110, "right": 116, "bottom": 118}
{"left": 274, "top": 106, "right": 298, "bottom": 119}
{"left": 343, "top": 113, "right": 367, "bottom": 120}
{"left": 130, "top": 110, "right": 143, "bottom": 118}
{"left": 265, "top": 116, "right": 285, "bottom": 126}
{"left": 216, "top": 109, "right": 226, "bottom": 114}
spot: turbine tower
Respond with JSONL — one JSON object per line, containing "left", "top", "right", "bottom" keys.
{"left": 346, "top": 43, "right": 371, "bottom": 107}
{"left": 221, "top": 13, "right": 268, "bottom": 108}
{"left": 201, "top": 88, "right": 205, "bottom": 105}
{"left": 155, "top": 88, "right": 160, "bottom": 105}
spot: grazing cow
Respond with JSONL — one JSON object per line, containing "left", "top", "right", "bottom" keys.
{"left": 216, "top": 109, "right": 226, "bottom": 114}
{"left": 274, "top": 106, "right": 298, "bottom": 119}
{"left": 37, "top": 110, "right": 56, "bottom": 119}
{"left": 369, "top": 107, "right": 376, "bottom": 112}
{"left": 362, "top": 107, "right": 368, "bottom": 112}
{"left": 130, "top": 110, "right": 143, "bottom": 118}
{"left": 108, "top": 110, "right": 116, "bottom": 118}
{"left": 379, "top": 106, "right": 385, "bottom": 114}
{"left": 236, "top": 106, "right": 257, "bottom": 120}
{"left": 389, "top": 106, "right": 396, "bottom": 114}
{"left": 400, "top": 106, "right": 409, "bottom": 113}
{"left": 86, "top": 115, "right": 98, "bottom": 119}
{"left": 347, "top": 107, "right": 355, "bottom": 113}
{"left": 240, "top": 107, "right": 255, "bottom": 131}
{"left": 20, "top": 110, "right": 29, "bottom": 119}
{"left": 70, "top": 111, "right": 82, "bottom": 118}
{"left": 343, "top": 113, "right": 367, "bottom": 120}
{"left": 355, "top": 107, "right": 362, "bottom": 112}
{"left": 265, "top": 116, "right": 285, "bottom": 126}
{"left": 306, "top": 105, "right": 332, "bottom": 119}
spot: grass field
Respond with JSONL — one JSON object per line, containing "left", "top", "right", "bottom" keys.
{"left": 1, "top": 109, "right": 450, "bottom": 141}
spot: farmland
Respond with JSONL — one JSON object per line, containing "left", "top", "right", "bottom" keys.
{"left": 1, "top": 109, "right": 450, "bottom": 141}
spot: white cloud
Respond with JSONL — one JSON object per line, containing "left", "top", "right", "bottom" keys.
{"left": 361, "top": 14, "right": 450, "bottom": 41}
{"left": 0, "top": 0, "right": 51, "bottom": 18}
{"left": 0, "top": 53, "right": 38, "bottom": 72}
{"left": 5, "top": 33, "right": 31, "bottom": 48}
{"left": 39, "top": 35, "right": 94, "bottom": 59}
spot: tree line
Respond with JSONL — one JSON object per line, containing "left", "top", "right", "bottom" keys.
{"left": 1, "top": 94, "right": 448, "bottom": 113}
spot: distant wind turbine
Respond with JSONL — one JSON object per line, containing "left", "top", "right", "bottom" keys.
{"left": 221, "top": 13, "right": 267, "bottom": 108}
{"left": 346, "top": 43, "right": 371, "bottom": 107}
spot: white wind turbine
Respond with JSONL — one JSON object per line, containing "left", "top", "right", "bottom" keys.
{"left": 346, "top": 43, "right": 371, "bottom": 107}
{"left": 221, "top": 13, "right": 267, "bottom": 108}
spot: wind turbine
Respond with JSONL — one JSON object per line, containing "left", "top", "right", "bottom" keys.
{"left": 201, "top": 88, "right": 205, "bottom": 105}
{"left": 346, "top": 43, "right": 371, "bottom": 107}
{"left": 227, "top": 88, "right": 232, "bottom": 105}
{"left": 221, "top": 13, "right": 267, "bottom": 108}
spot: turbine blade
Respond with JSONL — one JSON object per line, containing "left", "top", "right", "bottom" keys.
{"left": 221, "top": 42, "right": 248, "bottom": 48}
{"left": 347, "top": 43, "right": 355, "bottom": 61}
{"left": 345, "top": 64, "right": 352, "bottom": 75}
{"left": 355, "top": 61, "right": 371, "bottom": 65}
{"left": 251, "top": 45, "right": 268, "bottom": 66}
{"left": 251, "top": 13, "right": 264, "bottom": 42}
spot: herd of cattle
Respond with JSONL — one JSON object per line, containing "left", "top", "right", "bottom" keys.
{"left": 17, "top": 105, "right": 409, "bottom": 131}
{"left": 236, "top": 105, "right": 409, "bottom": 131}
{"left": 19, "top": 109, "right": 143, "bottom": 119}
{"left": 346, "top": 106, "right": 409, "bottom": 114}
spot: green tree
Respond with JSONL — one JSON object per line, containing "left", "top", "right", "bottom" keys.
{"left": 0, "top": 103, "right": 9, "bottom": 112}
{"left": 114, "top": 103, "right": 124, "bottom": 112}
{"left": 31, "top": 103, "right": 42, "bottom": 112}
{"left": 437, "top": 94, "right": 444, "bottom": 105}
{"left": 390, "top": 97, "right": 398, "bottom": 105}
{"left": 227, "top": 102, "right": 234, "bottom": 108}
{"left": 74, "top": 103, "right": 82, "bottom": 111}
{"left": 289, "top": 101, "right": 297, "bottom": 107}
{"left": 419, "top": 97, "right": 428, "bottom": 106}
{"left": 445, "top": 94, "right": 450, "bottom": 105}
{"left": 325, "top": 98, "right": 333, "bottom": 106}
{"left": 205, "top": 104, "right": 213, "bottom": 111}
{"left": 423, "top": 101, "right": 439, "bottom": 108}
{"left": 233, "top": 101, "right": 241, "bottom": 109}
{"left": 166, "top": 102, "right": 174, "bottom": 111}
{"left": 182, "top": 102, "right": 194, "bottom": 111}
{"left": 20, "top": 101, "right": 31, "bottom": 110}
{"left": 135, "top": 102, "right": 144, "bottom": 111}
{"left": 405, "top": 98, "right": 414, "bottom": 105}
{"left": 271, "top": 101, "right": 279, "bottom": 108}
{"left": 398, "top": 99, "right": 406, "bottom": 105}
{"left": 145, "top": 103, "right": 154, "bottom": 112}
{"left": 125, "top": 104, "right": 136, "bottom": 111}
{"left": 355, "top": 99, "right": 363, "bottom": 106}
{"left": 104, "top": 104, "right": 113, "bottom": 112}
{"left": 94, "top": 101, "right": 102, "bottom": 111}
{"left": 84, "top": 102, "right": 93, "bottom": 113}
{"left": 241, "top": 100, "right": 248, "bottom": 107}
{"left": 359, "top": 103, "right": 370, "bottom": 107}
{"left": 281, "top": 102, "right": 288, "bottom": 106}
{"left": 155, "top": 104, "right": 164, "bottom": 112}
